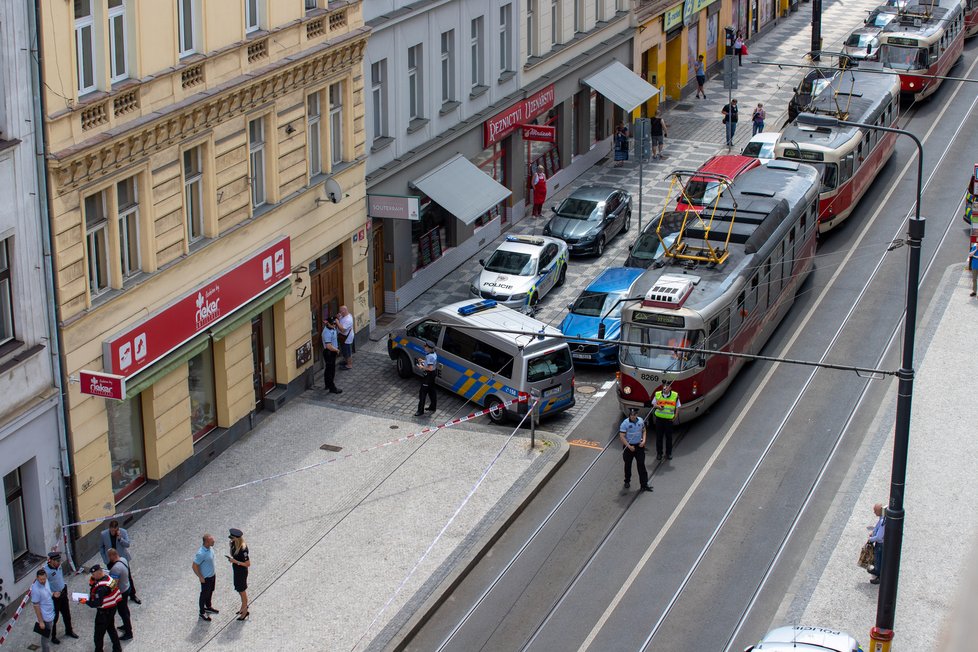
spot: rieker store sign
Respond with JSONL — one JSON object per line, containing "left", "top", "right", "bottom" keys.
{"left": 103, "top": 237, "right": 291, "bottom": 377}
{"left": 484, "top": 84, "right": 556, "bottom": 147}
{"left": 79, "top": 370, "right": 127, "bottom": 401}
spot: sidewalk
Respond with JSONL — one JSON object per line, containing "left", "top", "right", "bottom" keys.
{"left": 772, "top": 263, "right": 978, "bottom": 650}
{"left": 1, "top": 398, "right": 566, "bottom": 651}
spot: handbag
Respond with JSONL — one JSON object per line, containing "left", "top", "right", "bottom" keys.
{"left": 741, "top": 44, "right": 749, "bottom": 56}
{"left": 33, "top": 622, "right": 51, "bottom": 639}
{"left": 857, "top": 541, "right": 874, "bottom": 569}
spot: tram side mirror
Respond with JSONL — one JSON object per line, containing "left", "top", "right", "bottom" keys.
{"left": 598, "top": 322, "right": 606, "bottom": 339}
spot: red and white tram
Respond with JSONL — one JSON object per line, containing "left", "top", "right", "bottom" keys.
{"left": 878, "top": 0, "right": 966, "bottom": 99}
{"left": 616, "top": 161, "right": 821, "bottom": 421}
{"left": 775, "top": 68, "right": 900, "bottom": 232}
{"left": 965, "top": 0, "right": 978, "bottom": 37}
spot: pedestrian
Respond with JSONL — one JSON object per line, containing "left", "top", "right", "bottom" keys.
{"left": 226, "top": 528, "right": 251, "bottom": 621}
{"left": 321, "top": 316, "right": 343, "bottom": 393}
{"left": 695, "top": 54, "right": 707, "bottom": 98}
{"left": 653, "top": 379, "right": 680, "bottom": 461}
{"left": 98, "top": 520, "right": 140, "bottom": 604}
{"left": 650, "top": 109, "right": 668, "bottom": 160}
{"left": 414, "top": 340, "right": 438, "bottom": 416}
{"left": 751, "top": 103, "right": 766, "bottom": 136}
{"left": 734, "top": 32, "right": 745, "bottom": 66}
{"left": 87, "top": 565, "right": 122, "bottom": 652}
{"left": 44, "top": 551, "right": 79, "bottom": 643}
{"left": 613, "top": 125, "right": 629, "bottom": 167}
{"left": 531, "top": 165, "right": 548, "bottom": 216}
{"left": 968, "top": 241, "right": 978, "bottom": 297}
{"left": 107, "top": 548, "right": 133, "bottom": 640}
{"left": 722, "top": 99, "right": 739, "bottom": 146}
{"left": 337, "top": 305, "right": 354, "bottom": 370}
{"left": 192, "top": 533, "right": 218, "bottom": 621}
{"left": 619, "top": 408, "right": 653, "bottom": 492}
{"left": 31, "top": 568, "right": 55, "bottom": 652}
{"left": 867, "top": 503, "right": 885, "bottom": 584}
{"left": 787, "top": 87, "right": 801, "bottom": 125}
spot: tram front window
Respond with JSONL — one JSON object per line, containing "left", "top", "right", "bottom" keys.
{"left": 620, "top": 324, "right": 703, "bottom": 371}
{"left": 810, "top": 162, "right": 838, "bottom": 192}
{"left": 880, "top": 45, "right": 927, "bottom": 70}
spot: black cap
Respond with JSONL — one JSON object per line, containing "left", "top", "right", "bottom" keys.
{"left": 229, "top": 528, "right": 243, "bottom": 538}
{"left": 47, "top": 551, "right": 62, "bottom": 560}
{"left": 89, "top": 564, "right": 102, "bottom": 573}
{"left": 628, "top": 407, "right": 639, "bottom": 414}
{"left": 423, "top": 340, "right": 434, "bottom": 349}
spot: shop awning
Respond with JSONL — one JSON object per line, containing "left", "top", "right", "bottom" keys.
{"left": 582, "top": 61, "right": 659, "bottom": 113}
{"left": 411, "top": 154, "right": 511, "bottom": 225}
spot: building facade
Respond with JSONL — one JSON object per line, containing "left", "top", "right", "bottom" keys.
{"left": 36, "top": 0, "right": 369, "bottom": 556}
{"left": 1, "top": 0, "right": 68, "bottom": 609}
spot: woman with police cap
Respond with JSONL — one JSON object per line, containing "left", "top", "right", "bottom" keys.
{"left": 227, "top": 528, "right": 251, "bottom": 620}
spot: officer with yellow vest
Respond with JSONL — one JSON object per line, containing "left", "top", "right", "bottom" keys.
{"left": 653, "top": 379, "right": 680, "bottom": 461}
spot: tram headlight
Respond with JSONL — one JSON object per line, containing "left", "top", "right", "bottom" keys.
{"left": 908, "top": 81, "right": 915, "bottom": 88}
{"left": 622, "top": 385, "right": 632, "bottom": 395}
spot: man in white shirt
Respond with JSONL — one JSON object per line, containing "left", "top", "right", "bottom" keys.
{"left": 337, "top": 305, "right": 354, "bottom": 370}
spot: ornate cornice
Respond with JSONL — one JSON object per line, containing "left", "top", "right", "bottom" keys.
{"left": 51, "top": 30, "right": 368, "bottom": 193}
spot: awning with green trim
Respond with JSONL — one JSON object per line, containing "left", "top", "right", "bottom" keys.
{"left": 125, "top": 333, "right": 210, "bottom": 397}
{"left": 210, "top": 281, "right": 292, "bottom": 341}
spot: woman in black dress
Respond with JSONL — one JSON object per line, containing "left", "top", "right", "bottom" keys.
{"left": 227, "top": 528, "right": 251, "bottom": 620}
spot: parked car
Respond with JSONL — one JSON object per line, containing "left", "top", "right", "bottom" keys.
{"left": 543, "top": 184, "right": 631, "bottom": 256}
{"left": 470, "top": 235, "right": 568, "bottom": 310}
{"left": 675, "top": 154, "right": 761, "bottom": 212}
{"left": 744, "top": 625, "right": 864, "bottom": 652}
{"left": 742, "top": 132, "right": 781, "bottom": 163}
{"left": 624, "top": 221, "right": 681, "bottom": 269}
{"left": 842, "top": 28, "right": 881, "bottom": 62}
{"left": 559, "top": 267, "right": 646, "bottom": 366}
{"left": 795, "top": 66, "right": 840, "bottom": 109}
{"left": 865, "top": 5, "right": 899, "bottom": 30}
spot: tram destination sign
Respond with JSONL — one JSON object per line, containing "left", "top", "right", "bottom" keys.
{"left": 633, "top": 312, "right": 686, "bottom": 327}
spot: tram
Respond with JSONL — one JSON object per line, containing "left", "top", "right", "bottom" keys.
{"left": 966, "top": 0, "right": 978, "bottom": 37}
{"left": 775, "top": 68, "right": 900, "bottom": 232}
{"left": 616, "top": 161, "right": 821, "bottom": 421}
{"left": 878, "top": 0, "right": 966, "bottom": 100}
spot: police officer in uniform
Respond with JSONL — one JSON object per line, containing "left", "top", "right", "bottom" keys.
{"left": 87, "top": 565, "right": 122, "bottom": 652}
{"left": 321, "top": 317, "right": 342, "bottom": 394}
{"left": 414, "top": 341, "right": 438, "bottom": 416}
{"left": 653, "top": 379, "right": 680, "bottom": 461}
{"left": 44, "top": 551, "right": 79, "bottom": 643}
{"left": 619, "top": 408, "right": 653, "bottom": 492}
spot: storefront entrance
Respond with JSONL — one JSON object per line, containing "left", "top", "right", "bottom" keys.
{"left": 251, "top": 308, "right": 276, "bottom": 411}
{"left": 641, "top": 45, "right": 660, "bottom": 116}
{"left": 310, "top": 246, "right": 343, "bottom": 362}
{"left": 372, "top": 223, "right": 384, "bottom": 317}
{"left": 666, "top": 34, "right": 683, "bottom": 100}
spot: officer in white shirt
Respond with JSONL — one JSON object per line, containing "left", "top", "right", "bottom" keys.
{"left": 619, "top": 408, "right": 653, "bottom": 492}
{"left": 414, "top": 341, "right": 438, "bottom": 416}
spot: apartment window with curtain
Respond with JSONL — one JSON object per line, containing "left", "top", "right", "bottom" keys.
{"left": 178, "top": 0, "right": 197, "bottom": 57}
{"left": 527, "top": 1, "right": 536, "bottom": 58}
{"left": 74, "top": 0, "right": 96, "bottom": 94}
{"left": 407, "top": 45, "right": 424, "bottom": 120}
{"left": 184, "top": 147, "right": 205, "bottom": 244}
{"left": 371, "top": 60, "right": 389, "bottom": 141}
{"left": 307, "top": 93, "right": 323, "bottom": 177}
{"left": 329, "top": 83, "right": 344, "bottom": 166}
{"left": 4, "top": 470, "right": 28, "bottom": 562}
{"left": 0, "top": 239, "right": 12, "bottom": 346}
{"left": 440, "top": 30, "right": 455, "bottom": 104}
{"left": 249, "top": 117, "right": 267, "bottom": 208}
{"left": 551, "top": 0, "right": 559, "bottom": 46}
{"left": 470, "top": 17, "right": 485, "bottom": 89}
{"left": 85, "top": 191, "right": 110, "bottom": 297}
{"left": 108, "top": 0, "right": 128, "bottom": 82}
{"left": 117, "top": 178, "right": 140, "bottom": 280}
{"left": 499, "top": 4, "right": 513, "bottom": 72}
{"left": 245, "top": 0, "right": 260, "bottom": 33}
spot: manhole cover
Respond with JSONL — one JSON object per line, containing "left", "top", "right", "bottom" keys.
{"left": 577, "top": 385, "right": 597, "bottom": 395}
{"left": 672, "top": 103, "right": 694, "bottom": 112}
{"left": 320, "top": 444, "right": 342, "bottom": 452}
{"left": 390, "top": 425, "right": 399, "bottom": 429}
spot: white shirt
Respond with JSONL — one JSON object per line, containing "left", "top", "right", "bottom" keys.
{"left": 338, "top": 313, "right": 354, "bottom": 344}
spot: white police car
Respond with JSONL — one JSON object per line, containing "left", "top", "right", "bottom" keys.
{"left": 470, "top": 235, "right": 568, "bottom": 310}
{"left": 745, "top": 626, "right": 864, "bottom": 652}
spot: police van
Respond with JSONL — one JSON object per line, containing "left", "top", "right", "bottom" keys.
{"left": 388, "top": 300, "right": 576, "bottom": 423}
{"left": 745, "top": 626, "right": 864, "bottom": 652}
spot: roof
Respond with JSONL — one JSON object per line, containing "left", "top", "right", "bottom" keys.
{"left": 584, "top": 267, "right": 646, "bottom": 293}
{"left": 434, "top": 300, "right": 565, "bottom": 350}
{"left": 696, "top": 154, "right": 760, "bottom": 179}
{"left": 880, "top": 1, "right": 958, "bottom": 40}
{"left": 496, "top": 234, "right": 560, "bottom": 255}
{"left": 754, "top": 625, "right": 860, "bottom": 650}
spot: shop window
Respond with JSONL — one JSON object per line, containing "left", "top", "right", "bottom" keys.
{"left": 106, "top": 394, "right": 146, "bottom": 501}
{"left": 189, "top": 346, "right": 217, "bottom": 441}
{"left": 4, "top": 468, "right": 28, "bottom": 561}
{"left": 0, "top": 238, "right": 13, "bottom": 346}
{"left": 412, "top": 200, "right": 455, "bottom": 271}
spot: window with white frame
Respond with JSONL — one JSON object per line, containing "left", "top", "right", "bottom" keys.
{"left": 551, "top": 0, "right": 559, "bottom": 47}
{"left": 470, "top": 17, "right": 485, "bottom": 89}
{"left": 407, "top": 44, "right": 424, "bottom": 120}
{"left": 307, "top": 93, "right": 323, "bottom": 177}
{"left": 74, "top": 0, "right": 96, "bottom": 94}
{"left": 594, "top": 0, "right": 602, "bottom": 22}
{"left": 305, "top": 0, "right": 319, "bottom": 12}
{"left": 371, "top": 60, "right": 389, "bottom": 140}
{"left": 574, "top": 0, "right": 583, "bottom": 32}
{"left": 245, "top": 0, "right": 260, "bottom": 33}
{"left": 499, "top": 4, "right": 513, "bottom": 72}
{"left": 440, "top": 30, "right": 455, "bottom": 104}
{"left": 527, "top": 1, "right": 536, "bottom": 58}
{"left": 117, "top": 178, "right": 140, "bottom": 279}
{"left": 84, "top": 191, "right": 110, "bottom": 297}
{"left": 178, "top": 0, "right": 197, "bottom": 57}
{"left": 329, "top": 83, "right": 343, "bottom": 166}
{"left": 248, "top": 117, "right": 267, "bottom": 208}
{"left": 0, "top": 238, "right": 13, "bottom": 346}
{"left": 108, "top": 0, "right": 128, "bottom": 83}
{"left": 184, "top": 146, "right": 205, "bottom": 244}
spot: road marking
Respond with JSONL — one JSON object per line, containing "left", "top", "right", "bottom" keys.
{"left": 601, "top": 380, "right": 614, "bottom": 390}
{"left": 568, "top": 439, "right": 604, "bottom": 451}
{"left": 575, "top": 55, "right": 978, "bottom": 652}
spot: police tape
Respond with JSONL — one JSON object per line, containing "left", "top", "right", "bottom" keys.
{"left": 60, "top": 395, "right": 529, "bottom": 531}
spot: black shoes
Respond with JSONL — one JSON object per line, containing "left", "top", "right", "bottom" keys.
{"left": 237, "top": 611, "right": 250, "bottom": 621}
{"left": 667, "top": 454, "right": 673, "bottom": 460}
{"left": 199, "top": 613, "right": 211, "bottom": 621}
{"left": 50, "top": 637, "right": 60, "bottom": 645}
{"left": 623, "top": 481, "right": 630, "bottom": 489}
{"left": 640, "top": 485, "right": 654, "bottom": 492}
{"left": 65, "top": 632, "right": 79, "bottom": 639}
{"left": 414, "top": 411, "right": 425, "bottom": 416}
{"left": 425, "top": 405, "right": 436, "bottom": 411}
{"left": 656, "top": 454, "right": 663, "bottom": 461}
{"left": 204, "top": 606, "right": 219, "bottom": 614}
{"left": 329, "top": 388, "right": 343, "bottom": 394}
{"left": 120, "top": 633, "right": 134, "bottom": 640}
{"left": 869, "top": 576, "right": 880, "bottom": 585}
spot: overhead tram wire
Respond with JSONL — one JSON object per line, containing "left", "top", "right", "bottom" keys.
{"left": 751, "top": 55, "right": 978, "bottom": 86}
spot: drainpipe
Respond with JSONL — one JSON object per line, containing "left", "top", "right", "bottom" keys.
{"left": 29, "top": 0, "right": 77, "bottom": 562}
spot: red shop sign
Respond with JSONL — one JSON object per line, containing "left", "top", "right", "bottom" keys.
{"left": 521, "top": 124, "right": 556, "bottom": 143}
{"left": 79, "top": 370, "right": 126, "bottom": 401}
{"left": 484, "top": 84, "right": 556, "bottom": 147}
{"left": 103, "top": 237, "right": 291, "bottom": 377}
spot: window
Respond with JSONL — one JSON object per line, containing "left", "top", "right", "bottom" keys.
{"left": 407, "top": 44, "right": 424, "bottom": 120}
{"left": 4, "top": 469, "right": 28, "bottom": 561}
{"left": 85, "top": 191, "right": 110, "bottom": 296}
{"left": 406, "top": 320, "right": 443, "bottom": 345}
{"left": 248, "top": 117, "right": 266, "bottom": 208}
{"left": 184, "top": 146, "right": 205, "bottom": 243}
{"left": 178, "top": 0, "right": 197, "bottom": 57}
{"left": 441, "top": 327, "right": 515, "bottom": 377}
{"left": 74, "top": 0, "right": 96, "bottom": 94}
{"left": 117, "top": 178, "right": 140, "bottom": 279}
{"left": 0, "top": 239, "right": 12, "bottom": 346}
{"left": 527, "top": 1, "right": 536, "bottom": 57}
{"left": 499, "top": 4, "right": 513, "bottom": 72}
{"left": 371, "top": 60, "right": 389, "bottom": 140}
{"left": 108, "top": 0, "right": 128, "bottom": 82}
{"left": 574, "top": 0, "right": 584, "bottom": 32}
{"left": 551, "top": 0, "right": 559, "bottom": 47}
{"left": 245, "top": 0, "right": 260, "bottom": 33}
{"left": 188, "top": 346, "right": 217, "bottom": 441}
{"left": 440, "top": 30, "right": 455, "bottom": 104}
{"left": 328, "top": 82, "right": 344, "bottom": 166}
{"left": 106, "top": 394, "right": 145, "bottom": 501}
{"left": 471, "top": 17, "right": 485, "bottom": 89}
{"left": 305, "top": 0, "right": 318, "bottom": 12}
{"left": 307, "top": 93, "right": 322, "bottom": 176}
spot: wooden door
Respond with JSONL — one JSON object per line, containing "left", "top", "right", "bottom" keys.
{"left": 372, "top": 224, "right": 385, "bottom": 317}
{"left": 251, "top": 317, "right": 264, "bottom": 411}
{"left": 310, "top": 258, "right": 343, "bottom": 362}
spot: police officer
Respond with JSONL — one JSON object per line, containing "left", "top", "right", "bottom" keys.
{"left": 414, "top": 341, "right": 438, "bottom": 416}
{"left": 619, "top": 408, "right": 653, "bottom": 492}
{"left": 321, "top": 317, "right": 343, "bottom": 394}
{"left": 653, "top": 379, "right": 681, "bottom": 461}
{"left": 44, "top": 551, "right": 79, "bottom": 643}
{"left": 87, "top": 565, "right": 122, "bottom": 652}
{"left": 787, "top": 87, "right": 801, "bottom": 125}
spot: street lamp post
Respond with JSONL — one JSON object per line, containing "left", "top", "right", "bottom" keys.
{"left": 796, "top": 113, "right": 924, "bottom": 652}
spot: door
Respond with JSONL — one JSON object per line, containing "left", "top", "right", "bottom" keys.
{"left": 687, "top": 23, "right": 700, "bottom": 82}
{"left": 372, "top": 223, "right": 385, "bottom": 317}
{"left": 251, "top": 308, "right": 277, "bottom": 410}
{"left": 666, "top": 35, "right": 683, "bottom": 100}
{"left": 310, "top": 256, "right": 343, "bottom": 362}
{"left": 251, "top": 317, "right": 264, "bottom": 410}
{"left": 642, "top": 45, "right": 659, "bottom": 115}
{"left": 707, "top": 13, "right": 719, "bottom": 66}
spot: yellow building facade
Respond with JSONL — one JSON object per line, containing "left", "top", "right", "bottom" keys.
{"left": 38, "top": 0, "right": 369, "bottom": 552}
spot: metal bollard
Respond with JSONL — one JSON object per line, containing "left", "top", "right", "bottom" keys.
{"left": 529, "top": 389, "right": 541, "bottom": 449}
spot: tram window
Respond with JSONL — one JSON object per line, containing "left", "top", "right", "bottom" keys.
{"left": 930, "top": 44, "right": 939, "bottom": 63}
{"left": 857, "top": 141, "right": 864, "bottom": 161}
{"left": 733, "top": 291, "right": 746, "bottom": 332}
{"left": 763, "top": 259, "right": 771, "bottom": 307}
{"left": 800, "top": 211, "right": 807, "bottom": 232}
{"left": 708, "top": 310, "right": 730, "bottom": 350}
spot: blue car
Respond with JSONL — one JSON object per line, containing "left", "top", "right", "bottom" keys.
{"left": 559, "top": 267, "right": 646, "bottom": 366}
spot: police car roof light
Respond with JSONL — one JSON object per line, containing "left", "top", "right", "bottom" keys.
{"left": 506, "top": 235, "right": 545, "bottom": 246}
{"left": 458, "top": 300, "right": 498, "bottom": 316}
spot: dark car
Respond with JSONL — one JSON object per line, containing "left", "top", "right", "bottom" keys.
{"left": 624, "top": 212, "right": 685, "bottom": 269}
{"left": 543, "top": 184, "right": 631, "bottom": 256}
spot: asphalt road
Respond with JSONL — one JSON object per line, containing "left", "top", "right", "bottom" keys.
{"left": 394, "top": 39, "right": 978, "bottom": 652}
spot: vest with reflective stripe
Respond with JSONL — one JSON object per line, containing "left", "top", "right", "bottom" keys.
{"left": 653, "top": 390, "right": 678, "bottom": 420}
{"left": 90, "top": 577, "right": 122, "bottom": 610}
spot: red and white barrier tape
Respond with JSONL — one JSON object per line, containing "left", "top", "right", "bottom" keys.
{"left": 61, "top": 395, "right": 528, "bottom": 531}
